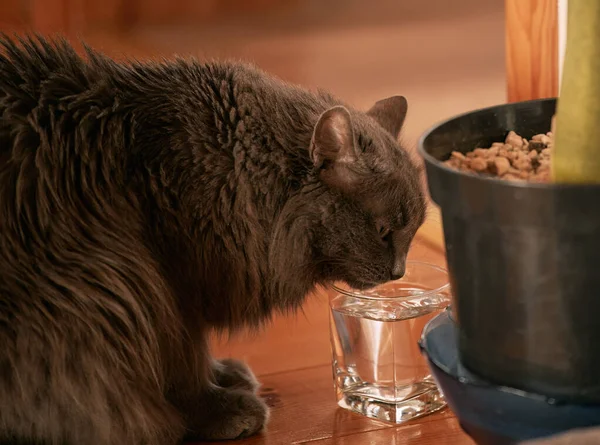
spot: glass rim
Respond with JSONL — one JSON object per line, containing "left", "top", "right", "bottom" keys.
{"left": 331, "top": 260, "right": 450, "bottom": 301}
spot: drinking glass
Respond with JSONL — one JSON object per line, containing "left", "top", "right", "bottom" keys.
{"left": 329, "top": 261, "right": 451, "bottom": 423}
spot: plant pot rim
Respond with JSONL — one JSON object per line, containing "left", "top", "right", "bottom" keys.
{"left": 417, "top": 97, "right": 600, "bottom": 191}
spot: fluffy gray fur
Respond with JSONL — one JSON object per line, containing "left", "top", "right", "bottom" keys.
{"left": 0, "top": 35, "right": 426, "bottom": 444}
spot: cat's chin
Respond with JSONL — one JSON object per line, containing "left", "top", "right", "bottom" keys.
{"left": 343, "top": 279, "right": 386, "bottom": 292}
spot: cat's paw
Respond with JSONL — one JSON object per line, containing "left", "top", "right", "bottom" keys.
{"left": 214, "top": 358, "right": 260, "bottom": 392}
{"left": 184, "top": 388, "right": 269, "bottom": 441}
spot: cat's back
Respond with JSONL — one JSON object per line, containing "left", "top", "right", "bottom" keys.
{"left": 0, "top": 36, "right": 125, "bottom": 232}
{"left": 0, "top": 37, "right": 176, "bottom": 350}
{"left": 0, "top": 36, "right": 110, "bottom": 132}
{"left": 0, "top": 37, "right": 151, "bottom": 293}
{"left": 0, "top": 36, "right": 127, "bottom": 199}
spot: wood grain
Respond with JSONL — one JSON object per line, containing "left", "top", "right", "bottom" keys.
{"left": 104, "top": 0, "right": 290, "bottom": 27}
{"left": 26, "top": 0, "right": 86, "bottom": 37}
{"left": 2, "top": 0, "right": 292, "bottom": 33}
{"left": 28, "top": 0, "right": 69, "bottom": 34}
{"left": 195, "top": 365, "right": 464, "bottom": 445}
{"left": 123, "top": 0, "right": 218, "bottom": 26}
{"left": 80, "top": 0, "right": 129, "bottom": 31}
{"left": 309, "top": 416, "right": 474, "bottom": 445}
{"left": 0, "top": 0, "right": 24, "bottom": 27}
{"left": 505, "top": 0, "right": 559, "bottom": 102}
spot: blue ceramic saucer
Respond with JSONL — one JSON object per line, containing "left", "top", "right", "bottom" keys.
{"left": 419, "top": 308, "right": 600, "bottom": 444}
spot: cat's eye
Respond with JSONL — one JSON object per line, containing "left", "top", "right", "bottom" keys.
{"left": 377, "top": 222, "right": 392, "bottom": 243}
{"left": 358, "top": 134, "right": 374, "bottom": 152}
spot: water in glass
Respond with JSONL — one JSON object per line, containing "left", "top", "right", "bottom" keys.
{"left": 330, "top": 284, "right": 449, "bottom": 423}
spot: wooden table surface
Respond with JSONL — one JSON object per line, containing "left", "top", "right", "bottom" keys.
{"left": 204, "top": 234, "right": 475, "bottom": 445}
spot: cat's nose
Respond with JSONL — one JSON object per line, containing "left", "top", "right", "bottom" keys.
{"left": 390, "top": 270, "right": 405, "bottom": 280}
{"left": 391, "top": 256, "right": 406, "bottom": 280}
{"left": 390, "top": 265, "right": 405, "bottom": 280}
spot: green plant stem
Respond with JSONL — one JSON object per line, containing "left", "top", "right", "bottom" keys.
{"left": 552, "top": 0, "right": 600, "bottom": 183}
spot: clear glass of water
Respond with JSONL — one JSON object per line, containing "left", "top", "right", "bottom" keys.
{"left": 329, "top": 261, "right": 451, "bottom": 423}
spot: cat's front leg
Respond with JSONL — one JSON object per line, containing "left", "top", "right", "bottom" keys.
{"left": 212, "top": 358, "right": 260, "bottom": 392}
{"left": 167, "top": 351, "right": 267, "bottom": 440}
{"left": 176, "top": 385, "right": 269, "bottom": 441}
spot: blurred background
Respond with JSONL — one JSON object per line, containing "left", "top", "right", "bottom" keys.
{"left": 0, "top": 0, "right": 505, "bottom": 147}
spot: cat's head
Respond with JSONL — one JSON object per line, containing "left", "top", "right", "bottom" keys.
{"left": 303, "top": 96, "right": 426, "bottom": 290}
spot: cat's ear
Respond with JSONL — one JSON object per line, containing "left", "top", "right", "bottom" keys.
{"left": 310, "top": 106, "right": 360, "bottom": 192}
{"left": 367, "top": 95, "right": 408, "bottom": 139}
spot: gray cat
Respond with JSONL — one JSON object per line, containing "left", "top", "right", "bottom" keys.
{"left": 0, "top": 36, "right": 426, "bottom": 444}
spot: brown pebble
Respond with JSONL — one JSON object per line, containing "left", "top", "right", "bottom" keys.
{"left": 506, "top": 151, "right": 519, "bottom": 162}
{"left": 470, "top": 157, "right": 488, "bottom": 172}
{"left": 505, "top": 131, "right": 524, "bottom": 148}
{"left": 446, "top": 159, "right": 460, "bottom": 169}
{"left": 529, "top": 141, "right": 546, "bottom": 151}
{"left": 492, "top": 157, "right": 510, "bottom": 176}
{"left": 514, "top": 158, "right": 533, "bottom": 172}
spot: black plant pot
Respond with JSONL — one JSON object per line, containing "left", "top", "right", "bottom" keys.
{"left": 418, "top": 98, "right": 600, "bottom": 404}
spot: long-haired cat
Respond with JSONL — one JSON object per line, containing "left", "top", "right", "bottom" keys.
{"left": 0, "top": 36, "right": 426, "bottom": 444}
